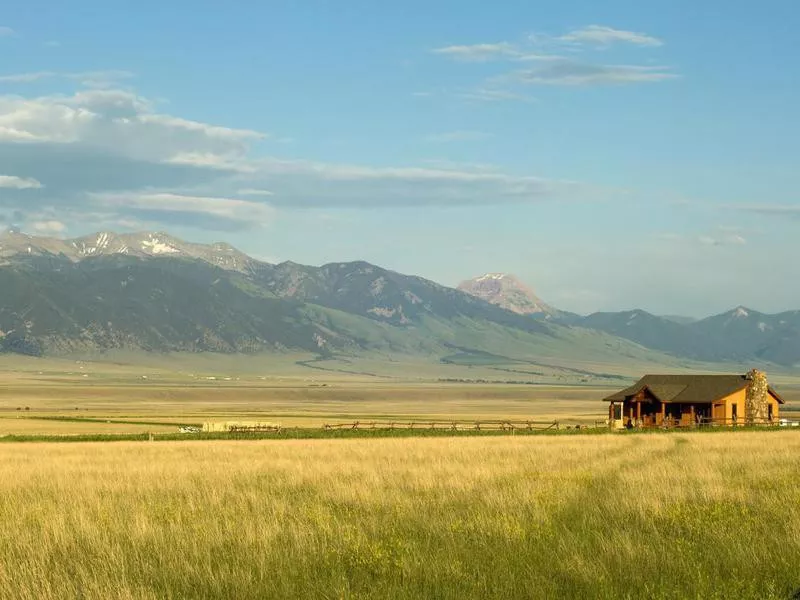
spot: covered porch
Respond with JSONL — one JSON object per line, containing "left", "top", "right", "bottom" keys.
{"left": 608, "top": 387, "right": 711, "bottom": 428}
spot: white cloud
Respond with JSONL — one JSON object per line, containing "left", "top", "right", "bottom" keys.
{"left": 237, "top": 188, "right": 275, "bottom": 197}
{"left": 90, "top": 192, "right": 275, "bottom": 225}
{"left": 735, "top": 204, "right": 800, "bottom": 218}
{"left": 0, "top": 26, "right": 14, "bottom": 38}
{"left": 432, "top": 27, "right": 676, "bottom": 89}
{"left": 0, "top": 175, "right": 42, "bottom": 189}
{"left": 221, "top": 156, "right": 590, "bottom": 209}
{"left": 511, "top": 59, "right": 676, "bottom": 85}
{"left": 559, "top": 25, "right": 663, "bottom": 47}
{"left": 458, "top": 88, "right": 536, "bottom": 103}
{"left": 0, "top": 70, "right": 134, "bottom": 87}
{"left": 32, "top": 220, "right": 66, "bottom": 233}
{"left": 166, "top": 152, "right": 258, "bottom": 173}
{"left": 432, "top": 43, "right": 520, "bottom": 62}
{"left": 0, "top": 84, "right": 591, "bottom": 230}
{"left": 659, "top": 231, "right": 747, "bottom": 247}
{"left": 424, "top": 130, "right": 490, "bottom": 143}
{"left": 0, "top": 89, "right": 263, "bottom": 162}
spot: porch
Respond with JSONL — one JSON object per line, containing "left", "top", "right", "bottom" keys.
{"left": 608, "top": 396, "right": 712, "bottom": 428}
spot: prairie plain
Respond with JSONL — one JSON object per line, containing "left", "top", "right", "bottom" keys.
{"left": 1, "top": 354, "right": 800, "bottom": 599}
{"left": 1, "top": 432, "right": 800, "bottom": 599}
{"left": 1, "top": 354, "right": 797, "bottom": 436}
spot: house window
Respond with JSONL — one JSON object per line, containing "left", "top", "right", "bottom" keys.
{"left": 768, "top": 404, "right": 774, "bottom": 421}
{"left": 732, "top": 403, "right": 738, "bottom": 423}
{"left": 613, "top": 404, "right": 622, "bottom": 420}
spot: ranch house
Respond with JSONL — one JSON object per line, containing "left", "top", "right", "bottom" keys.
{"left": 604, "top": 373, "right": 784, "bottom": 428}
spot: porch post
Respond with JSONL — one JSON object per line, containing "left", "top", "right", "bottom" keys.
{"left": 661, "top": 402, "right": 666, "bottom": 426}
{"left": 636, "top": 401, "right": 641, "bottom": 424}
{"left": 690, "top": 405, "right": 696, "bottom": 426}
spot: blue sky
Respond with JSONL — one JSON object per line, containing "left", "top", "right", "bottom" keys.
{"left": 1, "top": 0, "right": 798, "bottom": 316}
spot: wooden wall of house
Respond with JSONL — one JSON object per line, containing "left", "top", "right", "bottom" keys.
{"left": 716, "top": 388, "right": 780, "bottom": 423}
{"left": 720, "top": 389, "right": 746, "bottom": 423}
{"left": 766, "top": 391, "right": 781, "bottom": 421}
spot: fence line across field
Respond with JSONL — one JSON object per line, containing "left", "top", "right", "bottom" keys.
{"left": 322, "top": 420, "right": 561, "bottom": 431}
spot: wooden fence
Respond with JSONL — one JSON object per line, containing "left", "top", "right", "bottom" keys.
{"left": 227, "top": 424, "right": 282, "bottom": 433}
{"left": 322, "top": 420, "right": 561, "bottom": 432}
{"left": 624, "top": 417, "right": 784, "bottom": 430}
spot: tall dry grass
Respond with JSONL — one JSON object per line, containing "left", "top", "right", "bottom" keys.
{"left": 0, "top": 432, "right": 798, "bottom": 599}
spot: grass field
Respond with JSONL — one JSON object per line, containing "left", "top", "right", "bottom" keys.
{"left": 1, "top": 354, "right": 797, "bottom": 436}
{"left": 0, "top": 431, "right": 798, "bottom": 599}
{"left": 1, "top": 354, "right": 800, "bottom": 597}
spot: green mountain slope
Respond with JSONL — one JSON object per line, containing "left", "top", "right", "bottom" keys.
{"left": 3, "top": 230, "right": 798, "bottom": 370}
{"left": 0, "top": 252, "right": 684, "bottom": 379}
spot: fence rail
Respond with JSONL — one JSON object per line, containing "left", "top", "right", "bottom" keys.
{"left": 227, "top": 425, "right": 282, "bottom": 433}
{"left": 622, "top": 416, "right": 784, "bottom": 429}
{"left": 322, "top": 420, "right": 561, "bottom": 432}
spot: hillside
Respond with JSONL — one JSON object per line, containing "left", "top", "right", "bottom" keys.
{"left": 0, "top": 234, "right": 684, "bottom": 381}
{"left": 2, "top": 230, "right": 799, "bottom": 370}
{"left": 579, "top": 307, "right": 800, "bottom": 367}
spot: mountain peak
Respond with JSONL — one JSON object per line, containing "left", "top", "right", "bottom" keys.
{"left": 0, "top": 229, "right": 255, "bottom": 273}
{"left": 458, "top": 273, "right": 556, "bottom": 316}
{"left": 728, "top": 305, "right": 759, "bottom": 319}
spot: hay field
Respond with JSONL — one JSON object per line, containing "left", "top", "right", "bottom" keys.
{"left": 0, "top": 352, "right": 798, "bottom": 435}
{"left": 0, "top": 355, "right": 620, "bottom": 434}
{"left": 0, "top": 432, "right": 798, "bottom": 599}
{"left": 0, "top": 381, "right": 611, "bottom": 434}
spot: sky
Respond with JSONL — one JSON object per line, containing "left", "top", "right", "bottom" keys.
{"left": 1, "top": 0, "right": 798, "bottom": 317}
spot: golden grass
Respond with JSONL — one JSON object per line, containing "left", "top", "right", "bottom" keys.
{"left": 0, "top": 432, "right": 799, "bottom": 598}
{"left": 0, "top": 379, "right": 613, "bottom": 434}
{"left": 0, "top": 417, "right": 176, "bottom": 435}
{"left": 1, "top": 354, "right": 798, "bottom": 435}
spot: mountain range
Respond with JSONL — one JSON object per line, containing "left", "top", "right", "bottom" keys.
{"left": 0, "top": 229, "right": 798, "bottom": 369}
{"left": 456, "top": 273, "right": 800, "bottom": 367}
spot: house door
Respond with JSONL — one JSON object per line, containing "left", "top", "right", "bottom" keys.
{"left": 696, "top": 405, "right": 711, "bottom": 424}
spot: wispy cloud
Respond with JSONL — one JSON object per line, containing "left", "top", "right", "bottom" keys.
{"left": 510, "top": 58, "right": 676, "bottom": 85}
{"left": 432, "top": 43, "right": 519, "bottom": 62}
{"left": 0, "top": 70, "right": 134, "bottom": 87}
{"left": 558, "top": 25, "right": 663, "bottom": 47}
{"left": 458, "top": 88, "right": 536, "bottom": 103}
{"left": 734, "top": 204, "right": 800, "bottom": 218}
{"left": 32, "top": 220, "right": 66, "bottom": 234}
{"left": 0, "top": 26, "right": 15, "bottom": 38}
{"left": 90, "top": 192, "right": 275, "bottom": 226}
{"left": 237, "top": 188, "right": 275, "bottom": 197}
{"left": 698, "top": 234, "right": 747, "bottom": 246}
{"left": 0, "top": 84, "right": 595, "bottom": 233}
{"left": 658, "top": 231, "right": 747, "bottom": 247}
{"left": 424, "top": 130, "right": 491, "bottom": 143}
{"left": 432, "top": 25, "right": 674, "bottom": 89}
{"left": 0, "top": 175, "right": 43, "bottom": 189}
